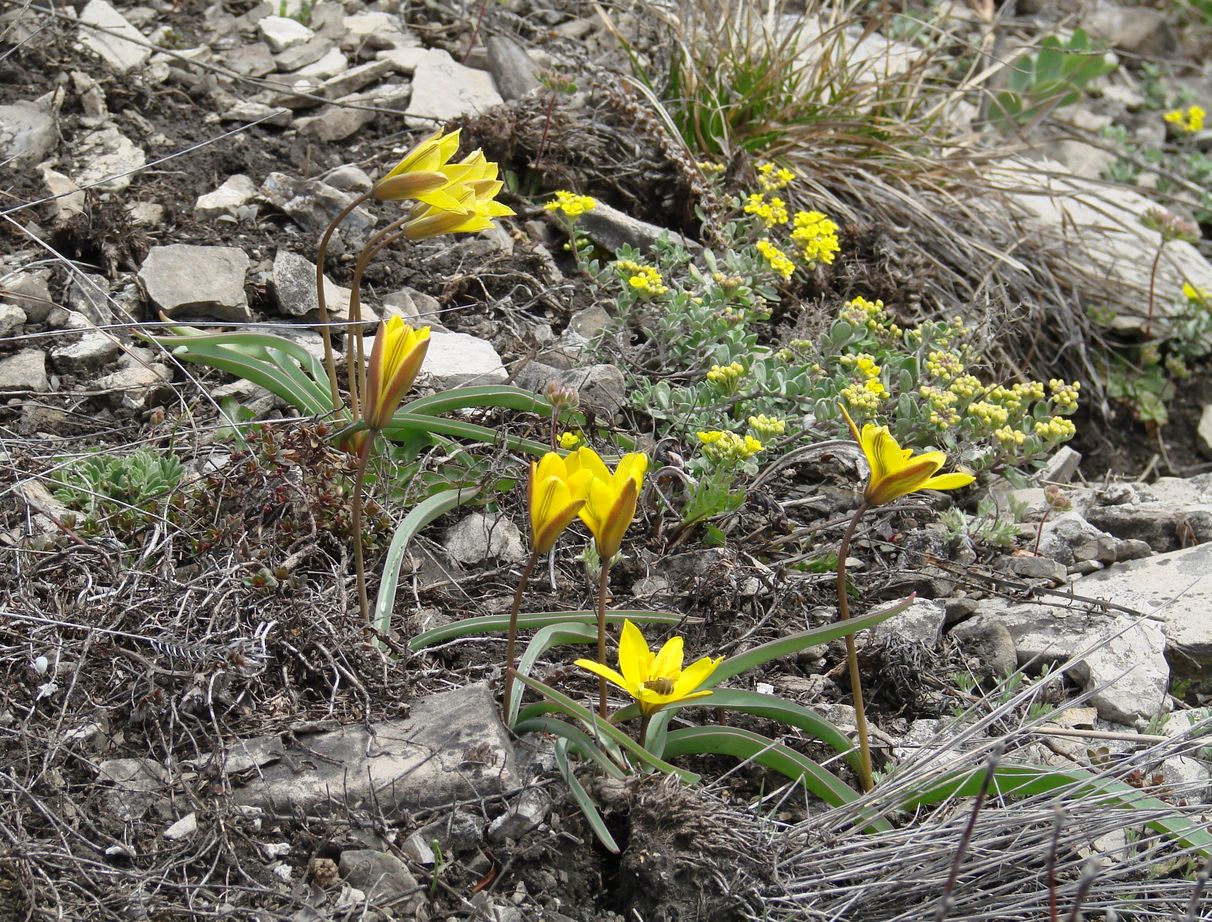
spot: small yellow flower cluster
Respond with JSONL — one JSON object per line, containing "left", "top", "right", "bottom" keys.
{"left": 926, "top": 350, "right": 965, "bottom": 381}
{"left": 1166, "top": 354, "right": 1191, "bottom": 379}
{"left": 756, "top": 238, "right": 795, "bottom": 280}
{"left": 854, "top": 353, "right": 881, "bottom": 380}
{"left": 1048, "top": 379, "right": 1080, "bottom": 411}
{"left": 744, "top": 193, "right": 789, "bottom": 228}
{"left": 1164, "top": 104, "right": 1205, "bottom": 133}
{"left": 790, "top": 210, "right": 841, "bottom": 266}
{"left": 757, "top": 162, "right": 796, "bottom": 192}
{"left": 712, "top": 271, "right": 745, "bottom": 292}
{"left": 697, "top": 160, "right": 726, "bottom": 175}
{"left": 994, "top": 426, "right": 1026, "bottom": 447}
{"left": 967, "top": 400, "right": 1009, "bottom": 428}
{"left": 617, "top": 259, "right": 669, "bottom": 297}
{"left": 842, "top": 295, "right": 902, "bottom": 338}
{"left": 920, "top": 385, "right": 957, "bottom": 409}
{"left": 1184, "top": 282, "right": 1210, "bottom": 304}
{"left": 545, "top": 189, "right": 597, "bottom": 218}
{"left": 841, "top": 378, "right": 887, "bottom": 411}
{"left": 698, "top": 429, "right": 764, "bottom": 463}
{"left": 558, "top": 431, "right": 582, "bottom": 449}
{"left": 948, "top": 375, "right": 983, "bottom": 400}
{"left": 706, "top": 361, "right": 745, "bottom": 390}
{"left": 747, "top": 414, "right": 786, "bottom": 439}
{"left": 1035, "top": 417, "right": 1077, "bottom": 441}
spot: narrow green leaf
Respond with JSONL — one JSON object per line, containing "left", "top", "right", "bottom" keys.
{"left": 401, "top": 385, "right": 553, "bottom": 417}
{"left": 383, "top": 413, "right": 551, "bottom": 456}
{"left": 663, "top": 726, "right": 890, "bottom": 832}
{"left": 409, "top": 610, "right": 688, "bottom": 651}
{"left": 374, "top": 487, "right": 476, "bottom": 638}
{"left": 508, "top": 623, "right": 598, "bottom": 726}
{"left": 171, "top": 347, "right": 328, "bottom": 415}
{"left": 705, "top": 596, "right": 913, "bottom": 687}
{"left": 555, "top": 739, "right": 620, "bottom": 853}
{"left": 512, "top": 673, "right": 700, "bottom": 784}
{"left": 514, "top": 716, "right": 626, "bottom": 779}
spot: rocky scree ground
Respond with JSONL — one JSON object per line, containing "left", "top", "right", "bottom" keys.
{"left": 2, "top": 0, "right": 1212, "bottom": 920}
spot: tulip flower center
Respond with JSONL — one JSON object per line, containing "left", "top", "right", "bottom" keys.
{"left": 642, "top": 677, "right": 675, "bottom": 695}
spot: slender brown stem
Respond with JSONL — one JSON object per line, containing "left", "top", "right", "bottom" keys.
{"left": 1144, "top": 241, "right": 1164, "bottom": 339}
{"left": 351, "top": 432, "right": 375, "bottom": 623}
{"left": 501, "top": 550, "right": 540, "bottom": 723}
{"left": 316, "top": 192, "right": 372, "bottom": 411}
{"left": 597, "top": 558, "right": 611, "bottom": 719}
{"left": 638, "top": 712, "right": 652, "bottom": 747}
{"left": 462, "top": 0, "right": 489, "bottom": 64}
{"left": 347, "top": 215, "right": 412, "bottom": 419}
{"left": 836, "top": 501, "right": 874, "bottom": 792}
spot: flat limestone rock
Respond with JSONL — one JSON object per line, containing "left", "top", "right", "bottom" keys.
{"left": 78, "top": 0, "right": 151, "bottom": 73}
{"left": 231, "top": 683, "right": 517, "bottom": 814}
{"left": 138, "top": 244, "right": 251, "bottom": 322}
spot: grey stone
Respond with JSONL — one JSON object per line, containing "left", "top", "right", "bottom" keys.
{"left": 294, "top": 47, "right": 348, "bottom": 81}
{"left": 49, "top": 312, "right": 121, "bottom": 373}
{"left": 381, "top": 287, "right": 442, "bottom": 327}
{"left": 338, "top": 849, "right": 420, "bottom": 905}
{"left": 323, "top": 165, "right": 373, "bottom": 194}
{"left": 218, "top": 99, "right": 292, "bottom": 127}
{"left": 488, "top": 788, "right": 551, "bottom": 842}
{"left": 232, "top": 683, "right": 518, "bottom": 813}
{"left": 0, "top": 350, "right": 49, "bottom": 393}
{"left": 96, "top": 758, "right": 168, "bottom": 821}
{"left": 872, "top": 598, "right": 946, "bottom": 648}
{"left": 194, "top": 174, "right": 258, "bottom": 221}
{"left": 221, "top": 42, "right": 275, "bottom": 77}
{"left": 72, "top": 70, "right": 107, "bottom": 121}
{"left": 0, "top": 303, "right": 25, "bottom": 337}
{"left": 948, "top": 616, "right": 1018, "bottom": 680}
{"left": 401, "top": 810, "right": 482, "bottom": 864}
{"left": 270, "top": 249, "right": 352, "bottom": 322}
{"left": 1198, "top": 405, "right": 1212, "bottom": 460}
{"left": 78, "top": 0, "right": 151, "bottom": 73}
{"left": 376, "top": 47, "right": 502, "bottom": 127}
{"left": 579, "top": 200, "right": 697, "bottom": 255}
{"left": 486, "top": 35, "right": 540, "bottom": 101}
{"left": 139, "top": 245, "right": 252, "bottom": 322}
{"left": 1036, "top": 511, "right": 1120, "bottom": 567}
{"left": 274, "top": 36, "right": 331, "bottom": 72}
{"left": 1039, "top": 446, "right": 1082, "bottom": 484}
{"left": 257, "top": 15, "right": 313, "bottom": 53}
{"left": 318, "top": 59, "right": 397, "bottom": 101}
{"left": 1084, "top": 3, "right": 1174, "bottom": 56}
{"left": 95, "top": 348, "right": 172, "bottom": 409}
{"left": 1075, "top": 541, "right": 1212, "bottom": 673}
{"left": 1, "top": 268, "right": 54, "bottom": 323}
{"left": 295, "top": 99, "right": 378, "bottom": 142}
{"left": 1001, "top": 553, "right": 1068, "bottom": 583}
{"left": 0, "top": 99, "right": 57, "bottom": 170}
{"left": 41, "top": 166, "right": 86, "bottom": 224}
{"left": 443, "top": 512, "right": 526, "bottom": 566}
{"left": 341, "top": 12, "right": 417, "bottom": 51}
{"left": 259, "top": 172, "right": 376, "bottom": 244}
{"left": 72, "top": 125, "right": 145, "bottom": 193}
{"left": 63, "top": 272, "right": 114, "bottom": 325}
{"left": 421, "top": 331, "right": 507, "bottom": 387}
{"left": 1086, "top": 475, "right": 1212, "bottom": 552}
{"left": 163, "top": 812, "right": 198, "bottom": 840}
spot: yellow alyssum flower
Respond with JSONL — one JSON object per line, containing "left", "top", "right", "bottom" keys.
{"left": 967, "top": 401, "right": 1009, "bottom": 427}
{"left": 1164, "top": 104, "right": 1205, "bottom": 134}
{"left": 757, "top": 161, "right": 796, "bottom": 192}
{"left": 558, "top": 431, "right": 582, "bottom": 450}
{"left": 1048, "top": 379, "right": 1081, "bottom": 411}
{"left": 1035, "top": 416, "right": 1077, "bottom": 441}
{"left": 363, "top": 319, "right": 430, "bottom": 430}
{"left": 755, "top": 238, "right": 795, "bottom": 280}
{"left": 529, "top": 452, "right": 593, "bottom": 554}
{"left": 545, "top": 190, "right": 597, "bottom": 218}
{"left": 565, "top": 448, "right": 648, "bottom": 559}
{"left": 748, "top": 414, "right": 785, "bottom": 439}
{"left": 697, "top": 430, "right": 763, "bottom": 464}
{"left": 400, "top": 151, "right": 514, "bottom": 240}
{"left": 840, "top": 404, "right": 974, "bottom": 507}
{"left": 791, "top": 210, "right": 840, "bottom": 266}
{"left": 994, "top": 426, "right": 1026, "bottom": 447}
{"left": 574, "top": 619, "right": 722, "bottom": 716}
{"left": 372, "top": 128, "right": 472, "bottom": 210}
{"left": 744, "top": 193, "right": 789, "bottom": 228}
{"left": 706, "top": 361, "right": 745, "bottom": 391}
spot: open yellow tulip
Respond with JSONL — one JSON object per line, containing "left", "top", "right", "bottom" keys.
{"left": 575, "top": 619, "right": 722, "bottom": 717}
{"left": 840, "top": 405, "right": 974, "bottom": 507}
{"left": 400, "top": 151, "right": 515, "bottom": 240}
{"left": 372, "top": 128, "right": 474, "bottom": 212}
{"left": 529, "top": 453, "right": 593, "bottom": 554}
{"left": 565, "top": 448, "right": 647, "bottom": 559}
{"left": 363, "top": 318, "right": 430, "bottom": 431}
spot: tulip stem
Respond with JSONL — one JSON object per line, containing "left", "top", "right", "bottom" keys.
{"left": 837, "top": 501, "right": 875, "bottom": 793}
{"left": 316, "top": 192, "right": 372, "bottom": 414}
{"left": 348, "top": 215, "right": 413, "bottom": 419}
{"left": 596, "top": 558, "right": 611, "bottom": 719}
{"left": 502, "top": 549, "right": 540, "bottom": 724}
{"left": 351, "top": 432, "right": 375, "bottom": 624}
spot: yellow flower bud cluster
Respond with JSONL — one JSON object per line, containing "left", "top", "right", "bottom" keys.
{"left": 712, "top": 271, "right": 745, "bottom": 292}
{"left": 756, "top": 239, "right": 795, "bottom": 280}
{"left": 706, "top": 361, "right": 745, "bottom": 390}
{"left": 1035, "top": 416, "right": 1077, "bottom": 441}
{"left": 842, "top": 295, "right": 902, "bottom": 338}
{"left": 757, "top": 162, "right": 796, "bottom": 192}
{"left": 791, "top": 210, "right": 840, "bottom": 266}
{"left": 747, "top": 414, "right": 786, "bottom": 439}
{"left": 967, "top": 400, "right": 1009, "bottom": 428}
{"left": 846, "top": 353, "right": 881, "bottom": 380}
{"left": 1164, "top": 104, "right": 1205, "bottom": 133}
{"left": 926, "top": 350, "right": 965, "bottom": 381}
{"left": 948, "top": 375, "right": 983, "bottom": 400}
{"left": 558, "top": 431, "right": 582, "bottom": 449}
{"left": 697, "top": 160, "right": 726, "bottom": 175}
{"left": 697, "top": 430, "right": 764, "bottom": 464}
{"left": 994, "top": 426, "right": 1026, "bottom": 447}
{"left": 744, "top": 193, "right": 789, "bottom": 228}
{"left": 545, "top": 189, "right": 597, "bottom": 218}
{"left": 617, "top": 259, "right": 669, "bottom": 297}
{"left": 1166, "top": 354, "right": 1191, "bottom": 379}
{"left": 1048, "top": 379, "right": 1080, "bottom": 410}
{"left": 841, "top": 378, "right": 887, "bottom": 412}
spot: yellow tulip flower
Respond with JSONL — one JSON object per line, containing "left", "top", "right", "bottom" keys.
{"left": 575, "top": 619, "right": 722, "bottom": 716}
{"left": 529, "top": 453, "right": 593, "bottom": 554}
{"left": 840, "top": 405, "right": 974, "bottom": 507}
{"left": 372, "top": 128, "right": 474, "bottom": 212}
{"left": 400, "top": 150, "right": 515, "bottom": 240}
{"left": 363, "top": 318, "right": 430, "bottom": 430}
{"left": 565, "top": 448, "right": 647, "bottom": 559}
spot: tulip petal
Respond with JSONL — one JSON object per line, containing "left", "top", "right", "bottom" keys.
{"left": 617, "top": 620, "right": 650, "bottom": 687}
{"left": 651, "top": 635, "right": 684, "bottom": 678}
{"left": 573, "top": 659, "right": 633, "bottom": 696}
{"left": 674, "top": 655, "right": 723, "bottom": 697}
{"left": 922, "top": 471, "right": 975, "bottom": 491}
